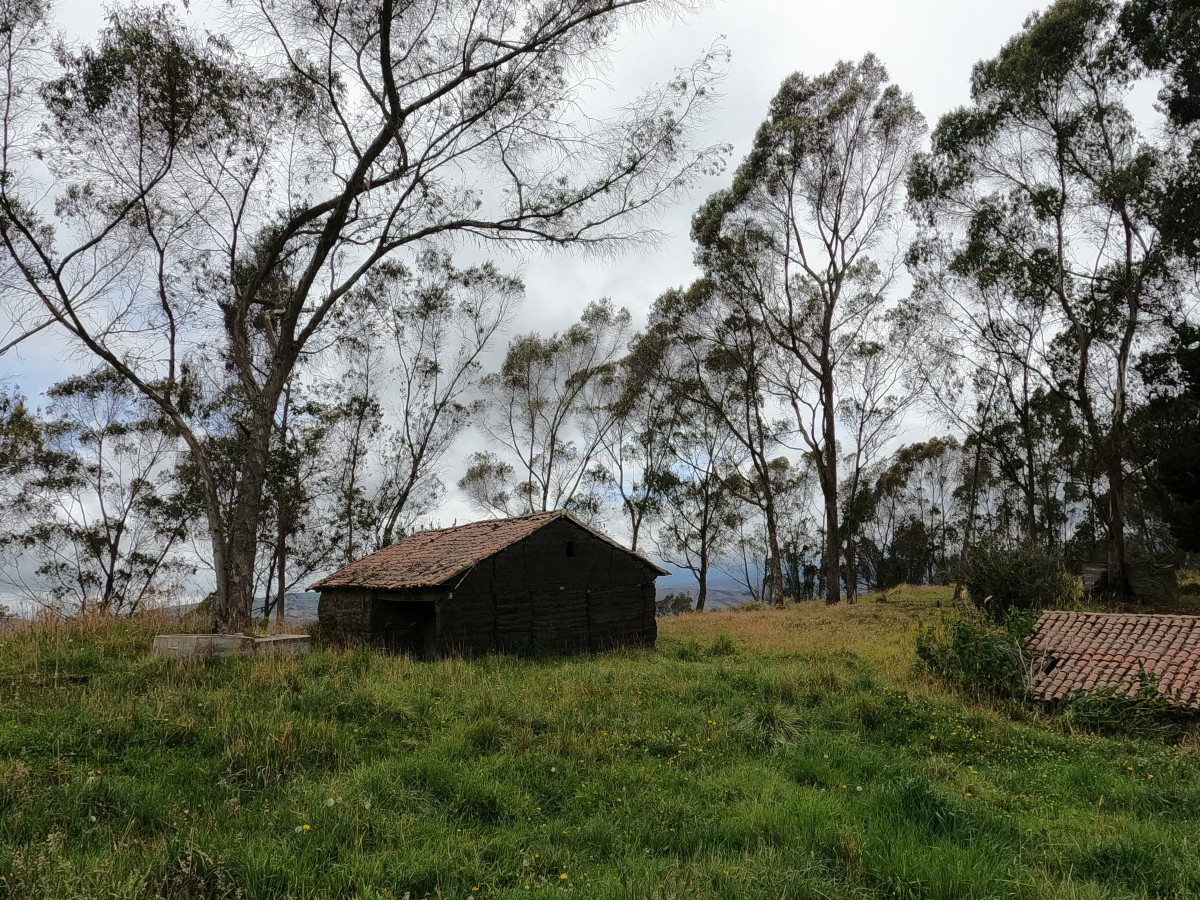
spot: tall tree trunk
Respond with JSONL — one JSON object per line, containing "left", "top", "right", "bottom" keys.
{"left": 954, "top": 438, "right": 985, "bottom": 605}
{"left": 207, "top": 404, "right": 274, "bottom": 634}
{"left": 1022, "top": 412, "right": 1038, "bottom": 547}
{"left": 1105, "top": 262, "right": 1137, "bottom": 598}
{"left": 844, "top": 538, "right": 858, "bottom": 603}
{"left": 274, "top": 382, "right": 291, "bottom": 633}
{"left": 822, "top": 481, "right": 840, "bottom": 605}
{"left": 211, "top": 521, "right": 258, "bottom": 634}
{"left": 762, "top": 495, "right": 785, "bottom": 606}
{"left": 822, "top": 368, "right": 841, "bottom": 605}
{"left": 1106, "top": 441, "right": 1129, "bottom": 597}
{"left": 275, "top": 517, "right": 287, "bottom": 632}
{"left": 695, "top": 554, "right": 708, "bottom": 612}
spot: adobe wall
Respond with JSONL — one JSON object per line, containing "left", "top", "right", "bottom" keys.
{"left": 316, "top": 588, "right": 373, "bottom": 640}
{"left": 437, "top": 517, "right": 658, "bottom": 655}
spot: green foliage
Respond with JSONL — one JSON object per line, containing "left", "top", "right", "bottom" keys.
{"left": 1059, "top": 671, "right": 1196, "bottom": 739}
{"left": 1137, "top": 323, "right": 1200, "bottom": 551}
{"left": 2, "top": 0, "right": 727, "bottom": 634}
{"left": 43, "top": 5, "right": 249, "bottom": 153}
{"left": 1, "top": 369, "right": 193, "bottom": 615}
{"left": 465, "top": 299, "right": 633, "bottom": 518}
{"left": 909, "top": 0, "right": 1190, "bottom": 591}
{"left": 1120, "top": 0, "right": 1200, "bottom": 127}
{"left": 959, "top": 543, "right": 1077, "bottom": 623}
{"left": 915, "top": 618, "right": 1027, "bottom": 700}
{"left": 0, "top": 390, "right": 41, "bottom": 519}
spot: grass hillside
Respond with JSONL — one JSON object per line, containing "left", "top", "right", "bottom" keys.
{"left": 2, "top": 588, "right": 1198, "bottom": 899}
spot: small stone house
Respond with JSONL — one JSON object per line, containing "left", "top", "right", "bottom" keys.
{"left": 310, "top": 511, "right": 666, "bottom": 657}
{"left": 1024, "top": 611, "right": 1200, "bottom": 709}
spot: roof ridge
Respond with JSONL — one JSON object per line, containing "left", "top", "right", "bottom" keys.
{"left": 307, "top": 509, "right": 670, "bottom": 592}
{"left": 402, "top": 509, "right": 565, "bottom": 540}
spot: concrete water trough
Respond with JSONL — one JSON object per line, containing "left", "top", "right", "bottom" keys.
{"left": 152, "top": 633, "right": 311, "bottom": 660}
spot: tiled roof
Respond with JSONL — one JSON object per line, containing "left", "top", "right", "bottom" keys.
{"left": 310, "top": 510, "right": 667, "bottom": 591}
{"left": 1024, "top": 611, "right": 1200, "bottom": 710}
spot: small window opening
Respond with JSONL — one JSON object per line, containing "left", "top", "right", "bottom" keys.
{"left": 565, "top": 540, "right": 575, "bottom": 558}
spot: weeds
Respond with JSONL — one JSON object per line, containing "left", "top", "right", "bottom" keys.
{"left": 1059, "top": 672, "right": 1196, "bottom": 740}
{"left": 915, "top": 618, "right": 1027, "bottom": 700}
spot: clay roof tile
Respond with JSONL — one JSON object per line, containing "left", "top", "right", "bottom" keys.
{"left": 1025, "top": 612, "right": 1200, "bottom": 711}
{"left": 308, "top": 510, "right": 668, "bottom": 592}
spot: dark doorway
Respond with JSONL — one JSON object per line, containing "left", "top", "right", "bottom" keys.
{"left": 371, "top": 599, "right": 436, "bottom": 657}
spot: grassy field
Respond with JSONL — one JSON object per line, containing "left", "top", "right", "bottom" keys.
{"left": 2, "top": 588, "right": 1198, "bottom": 899}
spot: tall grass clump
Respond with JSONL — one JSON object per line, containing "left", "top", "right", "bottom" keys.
{"left": 735, "top": 701, "right": 806, "bottom": 751}
{"left": 915, "top": 617, "right": 1027, "bottom": 701}
{"left": 1059, "top": 672, "right": 1198, "bottom": 740}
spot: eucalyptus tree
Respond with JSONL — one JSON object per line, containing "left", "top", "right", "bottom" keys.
{"left": 0, "top": 0, "right": 726, "bottom": 630}
{"left": 464, "top": 299, "right": 632, "bottom": 517}
{"left": 0, "top": 369, "right": 192, "bottom": 615}
{"left": 653, "top": 395, "right": 743, "bottom": 611}
{"left": 908, "top": 239, "right": 1079, "bottom": 551}
{"left": 0, "top": 389, "right": 38, "bottom": 491}
{"left": 256, "top": 375, "right": 336, "bottom": 627}
{"left": 1121, "top": 0, "right": 1200, "bottom": 128}
{"left": 857, "top": 436, "right": 965, "bottom": 590}
{"left": 1130, "top": 323, "right": 1200, "bottom": 553}
{"left": 691, "top": 55, "right": 925, "bottom": 604}
{"left": 647, "top": 280, "right": 788, "bottom": 603}
{"left": 1121, "top": 0, "right": 1200, "bottom": 264}
{"left": 835, "top": 312, "right": 924, "bottom": 598}
{"left": 596, "top": 328, "right": 678, "bottom": 552}
{"left": 0, "top": 389, "right": 41, "bottom": 579}
{"left": 368, "top": 254, "right": 519, "bottom": 545}
{"left": 909, "top": 0, "right": 1178, "bottom": 594}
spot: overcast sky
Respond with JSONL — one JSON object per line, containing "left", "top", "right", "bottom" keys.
{"left": 1, "top": 0, "right": 1056, "bottom": 596}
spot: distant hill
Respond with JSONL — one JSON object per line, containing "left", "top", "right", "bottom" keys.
{"left": 283, "top": 591, "right": 320, "bottom": 622}
{"left": 655, "top": 572, "right": 756, "bottom": 610}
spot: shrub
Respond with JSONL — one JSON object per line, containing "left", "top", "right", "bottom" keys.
{"left": 960, "top": 543, "right": 1076, "bottom": 623}
{"left": 916, "top": 617, "right": 1027, "bottom": 700}
{"left": 655, "top": 592, "right": 693, "bottom": 617}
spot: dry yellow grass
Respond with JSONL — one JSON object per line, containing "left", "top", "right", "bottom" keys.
{"left": 659, "top": 585, "right": 956, "bottom": 679}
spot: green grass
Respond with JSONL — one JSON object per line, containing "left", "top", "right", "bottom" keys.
{"left": 1, "top": 592, "right": 1198, "bottom": 899}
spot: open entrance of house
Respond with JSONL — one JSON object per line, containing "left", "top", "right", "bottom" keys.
{"left": 370, "top": 599, "right": 436, "bottom": 657}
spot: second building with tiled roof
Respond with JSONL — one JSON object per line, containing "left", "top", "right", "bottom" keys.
{"left": 1024, "top": 611, "right": 1200, "bottom": 710}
